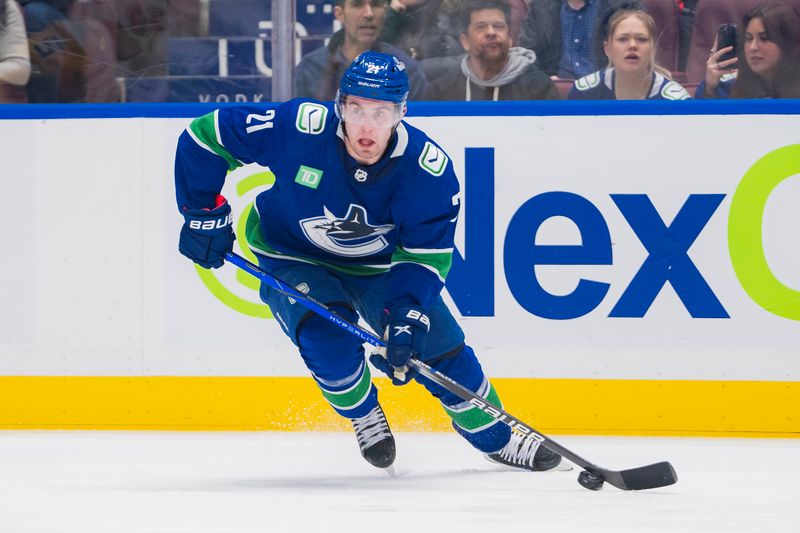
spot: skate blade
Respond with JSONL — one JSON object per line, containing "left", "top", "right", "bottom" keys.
{"left": 382, "top": 465, "right": 398, "bottom": 477}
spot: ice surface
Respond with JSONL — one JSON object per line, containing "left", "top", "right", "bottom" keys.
{"left": 0, "top": 431, "right": 797, "bottom": 532}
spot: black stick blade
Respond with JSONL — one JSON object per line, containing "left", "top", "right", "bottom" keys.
{"left": 604, "top": 461, "right": 677, "bottom": 491}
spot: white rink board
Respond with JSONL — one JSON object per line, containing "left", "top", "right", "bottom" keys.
{"left": 1, "top": 113, "right": 798, "bottom": 379}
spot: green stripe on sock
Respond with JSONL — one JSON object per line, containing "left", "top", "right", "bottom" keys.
{"left": 319, "top": 365, "right": 373, "bottom": 410}
{"left": 443, "top": 382, "right": 502, "bottom": 432}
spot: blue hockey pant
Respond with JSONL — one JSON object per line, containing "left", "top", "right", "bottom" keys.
{"left": 257, "top": 259, "right": 511, "bottom": 453}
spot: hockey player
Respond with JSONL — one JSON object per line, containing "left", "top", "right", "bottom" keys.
{"left": 174, "top": 51, "right": 561, "bottom": 472}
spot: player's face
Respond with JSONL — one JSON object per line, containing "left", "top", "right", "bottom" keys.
{"left": 460, "top": 9, "right": 511, "bottom": 64}
{"left": 341, "top": 95, "right": 404, "bottom": 165}
{"left": 744, "top": 18, "right": 781, "bottom": 78}
{"left": 335, "top": 0, "right": 386, "bottom": 50}
{"left": 604, "top": 16, "right": 653, "bottom": 75}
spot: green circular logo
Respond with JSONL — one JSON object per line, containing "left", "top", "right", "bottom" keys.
{"left": 729, "top": 144, "right": 800, "bottom": 321}
{"left": 195, "top": 171, "right": 275, "bottom": 318}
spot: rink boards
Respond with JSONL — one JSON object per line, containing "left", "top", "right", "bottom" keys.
{"left": 1, "top": 100, "right": 798, "bottom": 436}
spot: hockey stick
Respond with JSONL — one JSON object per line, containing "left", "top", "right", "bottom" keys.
{"left": 224, "top": 251, "right": 677, "bottom": 491}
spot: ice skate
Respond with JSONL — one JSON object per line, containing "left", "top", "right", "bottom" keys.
{"left": 351, "top": 404, "right": 396, "bottom": 469}
{"left": 485, "top": 431, "right": 566, "bottom": 472}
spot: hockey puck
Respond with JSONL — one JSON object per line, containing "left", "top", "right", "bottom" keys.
{"left": 578, "top": 470, "right": 604, "bottom": 491}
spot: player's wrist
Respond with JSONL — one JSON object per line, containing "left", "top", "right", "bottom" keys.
{"left": 182, "top": 198, "right": 233, "bottom": 233}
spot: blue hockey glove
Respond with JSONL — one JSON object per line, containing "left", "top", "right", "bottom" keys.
{"left": 369, "top": 307, "right": 430, "bottom": 385}
{"left": 178, "top": 196, "right": 235, "bottom": 269}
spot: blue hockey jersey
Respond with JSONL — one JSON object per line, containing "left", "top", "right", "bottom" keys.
{"left": 174, "top": 99, "right": 460, "bottom": 311}
{"left": 568, "top": 67, "right": 691, "bottom": 100}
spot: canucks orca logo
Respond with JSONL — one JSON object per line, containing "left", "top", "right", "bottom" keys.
{"left": 300, "top": 204, "right": 394, "bottom": 257}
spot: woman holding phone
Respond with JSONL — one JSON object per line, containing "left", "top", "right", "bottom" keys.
{"left": 698, "top": 3, "right": 800, "bottom": 98}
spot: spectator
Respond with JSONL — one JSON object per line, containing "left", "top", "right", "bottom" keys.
{"left": 518, "top": 0, "right": 630, "bottom": 79}
{"left": 18, "top": 0, "right": 68, "bottom": 29}
{"left": 678, "top": 0, "right": 700, "bottom": 72}
{"left": 380, "top": 0, "right": 461, "bottom": 60}
{"left": 295, "top": 0, "right": 428, "bottom": 100}
{"left": 116, "top": 0, "right": 169, "bottom": 78}
{"left": 697, "top": 3, "right": 800, "bottom": 98}
{"left": 569, "top": 7, "right": 691, "bottom": 99}
{"left": 441, "top": 0, "right": 529, "bottom": 46}
{"left": 427, "top": 0, "right": 559, "bottom": 101}
{"left": 20, "top": 0, "right": 86, "bottom": 102}
{"left": 0, "top": 0, "right": 31, "bottom": 102}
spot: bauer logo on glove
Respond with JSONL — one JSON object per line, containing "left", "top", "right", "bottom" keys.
{"left": 188, "top": 212, "right": 233, "bottom": 231}
{"left": 404, "top": 309, "right": 430, "bottom": 328}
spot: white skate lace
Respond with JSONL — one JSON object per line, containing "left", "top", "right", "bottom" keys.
{"left": 352, "top": 406, "right": 392, "bottom": 451}
{"left": 497, "top": 432, "right": 541, "bottom": 467}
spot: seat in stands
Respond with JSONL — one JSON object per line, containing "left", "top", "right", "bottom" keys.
{"left": 166, "top": 36, "right": 326, "bottom": 77}
{"left": 641, "top": 0, "right": 680, "bottom": 73}
{"left": 120, "top": 74, "right": 272, "bottom": 102}
{"left": 65, "top": 17, "right": 121, "bottom": 102}
{"left": 208, "top": 0, "right": 335, "bottom": 38}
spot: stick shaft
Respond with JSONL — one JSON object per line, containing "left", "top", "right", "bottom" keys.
{"left": 225, "top": 253, "right": 587, "bottom": 460}
{"left": 224, "top": 251, "right": 676, "bottom": 490}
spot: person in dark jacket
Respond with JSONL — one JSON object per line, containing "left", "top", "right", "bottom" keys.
{"left": 295, "top": 0, "right": 428, "bottom": 100}
{"left": 427, "top": 0, "right": 559, "bottom": 101}
{"left": 518, "top": 0, "right": 630, "bottom": 79}
{"left": 380, "top": 0, "right": 462, "bottom": 60}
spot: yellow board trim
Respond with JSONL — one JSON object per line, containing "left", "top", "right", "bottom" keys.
{"left": 0, "top": 377, "right": 798, "bottom": 437}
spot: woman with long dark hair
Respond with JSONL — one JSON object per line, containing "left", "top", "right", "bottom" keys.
{"left": 700, "top": 3, "right": 800, "bottom": 98}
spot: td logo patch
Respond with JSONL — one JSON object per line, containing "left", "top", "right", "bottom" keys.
{"left": 295, "top": 165, "right": 323, "bottom": 189}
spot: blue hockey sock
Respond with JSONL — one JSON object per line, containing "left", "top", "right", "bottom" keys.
{"left": 297, "top": 310, "right": 378, "bottom": 419}
{"left": 315, "top": 363, "right": 379, "bottom": 420}
{"left": 415, "top": 345, "right": 512, "bottom": 453}
{"left": 443, "top": 378, "right": 511, "bottom": 453}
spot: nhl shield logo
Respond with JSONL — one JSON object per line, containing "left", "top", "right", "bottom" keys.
{"left": 354, "top": 169, "right": 368, "bottom": 182}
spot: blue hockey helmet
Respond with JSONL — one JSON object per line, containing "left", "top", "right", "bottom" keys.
{"left": 338, "top": 51, "right": 410, "bottom": 105}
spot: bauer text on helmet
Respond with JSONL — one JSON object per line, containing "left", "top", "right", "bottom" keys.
{"left": 339, "top": 51, "right": 409, "bottom": 104}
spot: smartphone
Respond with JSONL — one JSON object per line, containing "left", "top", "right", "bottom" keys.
{"left": 717, "top": 23, "right": 738, "bottom": 64}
